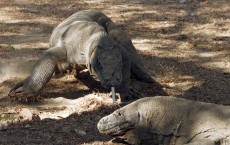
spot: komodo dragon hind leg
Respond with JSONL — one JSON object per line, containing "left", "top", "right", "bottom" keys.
{"left": 8, "top": 46, "right": 67, "bottom": 99}
{"left": 105, "top": 21, "right": 155, "bottom": 84}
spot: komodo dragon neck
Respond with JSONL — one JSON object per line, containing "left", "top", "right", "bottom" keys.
{"left": 85, "top": 30, "right": 115, "bottom": 61}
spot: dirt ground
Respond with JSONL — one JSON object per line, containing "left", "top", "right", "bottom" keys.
{"left": 0, "top": 0, "right": 229, "bottom": 144}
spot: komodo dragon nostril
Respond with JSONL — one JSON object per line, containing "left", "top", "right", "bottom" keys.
{"left": 112, "top": 72, "right": 121, "bottom": 81}
{"left": 105, "top": 78, "right": 109, "bottom": 82}
{"left": 116, "top": 76, "right": 121, "bottom": 81}
{"left": 118, "top": 112, "right": 122, "bottom": 116}
{"left": 112, "top": 72, "right": 117, "bottom": 77}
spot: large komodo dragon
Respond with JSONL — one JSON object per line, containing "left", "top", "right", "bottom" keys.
{"left": 8, "top": 10, "right": 156, "bottom": 101}
{"left": 98, "top": 96, "right": 230, "bottom": 145}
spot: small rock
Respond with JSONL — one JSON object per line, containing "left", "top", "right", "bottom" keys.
{"left": 62, "top": 126, "right": 72, "bottom": 133}
{"left": 75, "top": 129, "right": 86, "bottom": 136}
{"left": 24, "top": 124, "right": 31, "bottom": 128}
{"left": 0, "top": 124, "right": 8, "bottom": 131}
{"left": 19, "top": 108, "right": 33, "bottom": 120}
{"left": 179, "top": 0, "right": 191, "bottom": 3}
{"left": 191, "top": 12, "right": 195, "bottom": 16}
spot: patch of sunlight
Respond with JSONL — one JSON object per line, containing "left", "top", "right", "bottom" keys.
{"left": 0, "top": 10, "right": 15, "bottom": 22}
{"left": 0, "top": 62, "right": 32, "bottom": 83}
{"left": 134, "top": 9, "right": 186, "bottom": 18}
{"left": 183, "top": 50, "right": 224, "bottom": 58}
{"left": 133, "top": 39, "right": 175, "bottom": 51}
{"left": 163, "top": 75, "right": 200, "bottom": 95}
{"left": 0, "top": 12, "right": 57, "bottom": 26}
{"left": 197, "top": 4, "right": 230, "bottom": 15}
{"left": 167, "top": 81, "right": 194, "bottom": 92}
{"left": 187, "top": 24, "right": 216, "bottom": 36}
{"left": 202, "top": 62, "right": 230, "bottom": 73}
{"left": 197, "top": 52, "right": 220, "bottom": 58}
{"left": 136, "top": 21, "right": 176, "bottom": 29}
{"left": 2, "top": 18, "right": 56, "bottom": 25}
{"left": 133, "top": 38, "right": 153, "bottom": 44}
{"left": 185, "top": 23, "right": 230, "bottom": 37}
{"left": 177, "top": 42, "right": 194, "bottom": 50}
{"left": 32, "top": 94, "right": 113, "bottom": 120}
{"left": 80, "top": 141, "right": 110, "bottom": 145}
{"left": 1, "top": 32, "right": 22, "bottom": 36}
{"left": 13, "top": 42, "right": 49, "bottom": 49}
{"left": 104, "top": 7, "right": 143, "bottom": 21}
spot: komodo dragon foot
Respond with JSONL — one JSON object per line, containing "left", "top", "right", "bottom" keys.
{"left": 8, "top": 79, "right": 42, "bottom": 102}
{"left": 117, "top": 87, "right": 142, "bottom": 101}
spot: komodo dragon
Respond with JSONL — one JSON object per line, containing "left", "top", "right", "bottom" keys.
{"left": 8, "top": 10, "right": 155, "bottom": 101}
{"left": 98, "top": 96, "right": 230, "bottom": 145}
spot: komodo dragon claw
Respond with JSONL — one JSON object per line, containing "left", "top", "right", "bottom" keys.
{"left": 109, "top": 88, "right": 142, "bottom": 103}
{"left": 8, "top": 81, "right": 24, "bottom": 96}
{"left": 8, "top": 80, "right": 42, "bottom": 102}
{"left": 118, "top": 88, "right": 143, "bottom": 102}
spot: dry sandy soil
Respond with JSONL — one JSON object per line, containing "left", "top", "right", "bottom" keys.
{"left": 0, "top": 0, "right": 229, "bottom": 144}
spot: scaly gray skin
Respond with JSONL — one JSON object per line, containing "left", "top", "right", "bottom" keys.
{"left": 9, "top": 10, "right": 155, "bottom": 101}
{"left": 98, "top": 96, "right": 230, "bottom": 145}
{"left": 51, "top": 10, "right": 155, "bottom": 83}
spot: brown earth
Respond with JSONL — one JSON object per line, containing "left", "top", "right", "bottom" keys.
{"left": 0, "top": 0, "right": 229, "bottom": 144}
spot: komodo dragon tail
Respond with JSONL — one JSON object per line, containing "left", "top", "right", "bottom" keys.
{"left": 105, "top": 21, "right": 156, "bottom": 84}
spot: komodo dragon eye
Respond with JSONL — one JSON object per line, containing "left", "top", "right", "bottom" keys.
{"left": 118, "top": 59, "right": 122, "bottom": 66}
{"left": 117, "top": 112, "right": 122, "bottom": 116}
{"left": 114, "top": 111, "right": 122, "bottom": 116}
{"left": 97, "top": 60, "right": 102, "bottom": 69}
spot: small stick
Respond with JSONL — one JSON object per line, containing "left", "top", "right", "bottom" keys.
{"left": 111, "top": 87, "right": 116, "bottom": 103}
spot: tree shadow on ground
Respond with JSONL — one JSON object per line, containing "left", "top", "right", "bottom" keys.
{"left": 0, "top": 104, "right": 121, "bottom": 144}
{"left": 41, "top": 72, "right": 167, "bottom": 100}
{"left": 0, "top": 0, "right": 229, "bottom": 101}
{"left": 1, "top": 68, "right": 167, "bottom": 102}
{"left": 0, "top": 1, "right": 91, "bottom": 48}
{"left": 116, "top": 0, "right": 230, "bottom": 105}
{"left": 0, "top": 0, "right": 167, "bottom": 102}
{"left": 140, "top": 53, "right": 230, "bottom": 104}
{"left": 0, "top": 0, "right": 230, "bottom": 144}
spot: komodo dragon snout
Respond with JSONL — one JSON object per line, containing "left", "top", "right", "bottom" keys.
{"left": 90, "top": 45, "right": 122, "bottom": 88}
{"left": 97, "top": 105, "right": 140, "bottom": 135}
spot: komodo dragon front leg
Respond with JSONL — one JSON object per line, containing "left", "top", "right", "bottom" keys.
{"left": 94, "top": 16, "right": 148, "bottom": 99}
{"left": 79, "top": 9, "right": 155, "bottom": 83}
{"left": 105, "top": 20, "right": 155, "bottom": 83}
{"left": 84, "top": 9, "right": 163, "bottom": 98}
{"left": 9, "top": 47, "right": 67, "bottom": 97}
{"left": 104, "top": 20, "right": 157, "bottom": 99}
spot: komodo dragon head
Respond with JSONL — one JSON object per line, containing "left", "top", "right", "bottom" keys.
{"left": 88, "top": 44, "right": 123, "bottom": 88}
{"left": 97, "top": 101, "right": 140, "bottom": 136}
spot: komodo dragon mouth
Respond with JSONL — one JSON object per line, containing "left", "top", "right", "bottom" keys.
{"left": 97, "top": 116, "right": 135, "bottom": 136}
